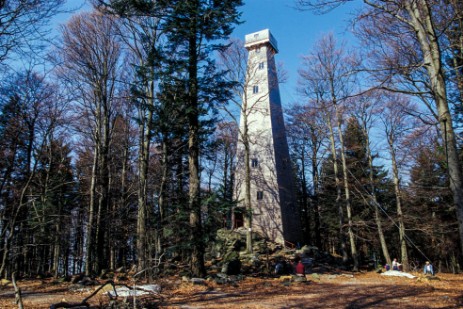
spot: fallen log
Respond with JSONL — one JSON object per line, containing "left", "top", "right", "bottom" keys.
{"left": 49, "top": 280, "right": 117, "bottom": 309}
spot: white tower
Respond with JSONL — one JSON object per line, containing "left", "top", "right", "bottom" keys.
{"left": 234, "top": 29, "right": 302, "bottom": 246}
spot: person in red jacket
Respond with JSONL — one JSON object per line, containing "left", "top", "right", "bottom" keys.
{"left": 294, "top": 256, "right": 305, "bottom": 276}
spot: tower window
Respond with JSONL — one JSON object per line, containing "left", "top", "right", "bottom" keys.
{"left": 256, "top": 47, "right": 261, "bottom": 53}
{"left": 257, "top": 191, "right": 263, "bottom": 200}
{"left": 258, "top": 62, "right": 264, "bottom": 69}
{"left": 251, "top": 158, "right": 258, "bottom": 167}
{"left": 253, "top": 85, "right": 259, "bottom": 94}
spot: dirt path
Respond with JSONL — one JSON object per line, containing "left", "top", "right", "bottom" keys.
{"left": 163, "top": 273, "right": 463, "bottom": 309}
{"left": 0, "top": 272, "right": 462, "bottom": 308}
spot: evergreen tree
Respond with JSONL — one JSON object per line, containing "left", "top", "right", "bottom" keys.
{"left": 29, "top": 139, "right": 77, "bottom": 277}
{"left": 344, "top": 116, "right": 392, "bottom": 206}
{"left": 161, "top": 0, "right": 242, "bottom": 277}
{"left": 93, "top": 0, "right": 242, "bottom": 277}
{"left": 318, "top": 117, "right": 394, "bottom": 262}
{"left": 441, "top": 1, "right": 463, "bottom": 127}
{"left": 318, "top": 154, "right": 343, "bottom": 253}
{"left": 408, "top": 138, "right": 458, "bottom": 268}
{"left": 343, "top": 117, "right": 394, "bottom": 262}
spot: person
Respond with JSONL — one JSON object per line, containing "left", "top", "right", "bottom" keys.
{"left": 275, "top": 258, "right": 288, "bottom": 275}
{"left": 392, "top": 258, "right": 401, "bottom": 271}
{"left": 423, "top": 261, "right": 435, "bottom": 275}
{"left": 275, "top": 260, "right": 285, "bottom": 275}
{"left": 295, "top": 259, "right": 305, "bottom": 276}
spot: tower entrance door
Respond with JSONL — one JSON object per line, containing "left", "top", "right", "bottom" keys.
{"left": 233, "top": 208, "right": 244, "bottom": 228}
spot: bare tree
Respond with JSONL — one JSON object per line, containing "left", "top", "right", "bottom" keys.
{"left": 287, "top": 102, "right": 327, "bottom": 248}
{"left": 107, "top": 82, "right": 138, "bottom": 272}
{"left": 0, "top": 70, "right": 67, "bottom": 277}
{"left": 349, "top": 91, "right": 391, "bottom": 265}
{"left": 444, "top": 0, "right": 463, "bottom": 111}
{"left": 298, "top": 33, "right": 360, "bottom": 270}
{"left": 57, "top": 11, "right": 123, "bottom": 275}
{"left": 0, "top": 0, "right": 66, "bottom": 67}
{"left": 217, "top": 121, "right": 239, "bottom": 203}
{"left": 113, "top": 7, "right": 166, "bottom": 275}
{"left": 297, "top": 0, "right": 463, "bottom": 257}
{"left": 377, "top": 93, "right": 423, "bottom": 271}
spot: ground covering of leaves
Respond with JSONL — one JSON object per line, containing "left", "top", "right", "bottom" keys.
{"left": 0, "top": 271, "right": 462, "bottom": 308}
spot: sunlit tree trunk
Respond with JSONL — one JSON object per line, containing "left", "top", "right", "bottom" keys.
{"left": 242, "top": 110, "right": 253, "bottom": 253}
{"left": 85, "top": 147, "right": 98, "bottom": 276}
{"left": 405, "top": 1, "right": 463, "bottom": 257}
{"left": 333, "top": 102, "right": 358, "bottom": 271}
{"left": 354, "top": 97, "right": 391, "bottom": 266}
{"left": 136, "top": 89, "right": 152, "bottom": 274}
{"left": 311, "top": 143, "right": 322, "bottom": 250}
{"left": 326, "top": 116, "right": 348, "bottom": 262}
{"left": 364, "top": 125, "right": 390, "bottom": 266}
{"left": 387, "top": 136, "right": 409, "bottom": 271}
{"left": 300, "top": 145, "right": 311, "bottom": 244}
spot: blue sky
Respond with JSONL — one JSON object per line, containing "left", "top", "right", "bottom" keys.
{"left": 231, "top": 0, "right": 361, "bottom": 106}
{"left": 57, "top": 0, "right": 361, "bottom": 106}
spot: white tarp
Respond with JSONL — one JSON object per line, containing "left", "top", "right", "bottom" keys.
{"left": 381, "top": 270, "right": 416, "bottom": 279}
{"left": 108, "top": 284, "right": 161, "bottom": 297}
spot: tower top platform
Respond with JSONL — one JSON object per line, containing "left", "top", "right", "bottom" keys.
{"left": 244, "top": 29, "right": 278, "bottom": 53}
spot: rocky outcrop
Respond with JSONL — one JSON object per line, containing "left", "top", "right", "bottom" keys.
{"left": 206, "top": 228, "right": 319, "bottom": 276}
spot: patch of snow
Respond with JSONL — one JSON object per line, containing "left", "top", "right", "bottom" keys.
{"left": 108, "top": 284, "right": 161, "bottom": 297}
{"left": 381, "top": 270, "right": 416, "bottom": 279}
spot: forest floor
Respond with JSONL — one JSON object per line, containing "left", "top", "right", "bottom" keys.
{"left": 0, "top": 270, "right": 463, "bottom": 308}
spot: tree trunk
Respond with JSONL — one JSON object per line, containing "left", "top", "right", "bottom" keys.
{"left": 243, "top": 116, "right": 253, "bottom": 254}
{"left": 114, "top": 120, "right": 130, "bottom": 271}
{"left": 311, "top": 152, "right": 322, "bottom": 250}
{"left": 404, "top": 0, "right": 463, "bottom": 258}
{"left": 159, "top": 139, "right": 169, "bottom": 224}
{"left": 188, "top": 7, "right": 205, "bottom": 277}
{"left": 335, "top": 107, "right": 359, "bottom": 271}
{"left": 93, "top": 98, "right": 111, "bottom": 275}
{"left": 136, "top": 70, "right": 155, "bottom": 273}
{"left": 326, "top": 116, "right": 348, "bottom": 262}
{"left": 0, "top": 226, "right": 13, "bottom": 278}
{"left": 53, "top": 223, "right": 60, "bottom": 277}
{"left": 388, "top": 137, "right": 409, "bottom": 271}
{"left": 85, "top": 147, "right": 98, "bottom": 276}
{"left": 364, "top": 123, "right": 391, "bottom": 265}
{"left": 137, "top": 119, "right": 149, "bottom": 273}
{"left": 301, "top": 145, "right": 311, "bottom": 245}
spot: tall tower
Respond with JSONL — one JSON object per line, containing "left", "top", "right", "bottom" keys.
{"left": 234, "top": 29, "right": 302, "bottom": 246}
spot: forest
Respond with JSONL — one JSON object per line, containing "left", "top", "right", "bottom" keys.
{"left": 0, "top": 0, "right": 462, "bottom": 282}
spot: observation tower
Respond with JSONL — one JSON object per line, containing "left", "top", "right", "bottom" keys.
{"left": 234, "top": 29, "right": 302, "bottom": 246}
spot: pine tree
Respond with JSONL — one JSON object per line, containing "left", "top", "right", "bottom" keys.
{"left": 318, "top": 116, "right": 394, "bottom": 263}
{"left": 161, "top": 0, "right": 242, "bottom": 277}
{"left": 94, "top": 0, "right": 242, "bottom": 277}
{"left": 408, "top": 139, "right": 457, "bottom": 268}
{"left": 343, "top": 117, "right": 394, "bottom": 262}
{"left": 30, "top": 139, "right": 77, "bottom": 277}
